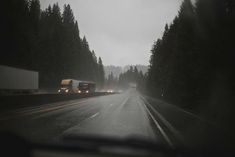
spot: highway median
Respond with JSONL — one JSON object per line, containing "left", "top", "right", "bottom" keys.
{"left": 0, "top": 92, "right": 115, "bottom": 111}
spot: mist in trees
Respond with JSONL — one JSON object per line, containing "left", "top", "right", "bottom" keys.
{"left": 103, "top": 66, "right": 145, "bottom": 90}
{"left": 105, "top": 72, "right": 118, "bottom": 90}
{"left": 119, "top": 66, "right": 146, "bottom": 90}
{"left": 1, "top": 0, "right": 105, "bottom": 88}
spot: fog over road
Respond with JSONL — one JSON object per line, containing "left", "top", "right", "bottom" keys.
{"left": 0, "top": 89, "right": 220, "bottom": 149}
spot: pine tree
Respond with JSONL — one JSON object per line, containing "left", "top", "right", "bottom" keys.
{"left": 1, "top": 1, "right": 106, "bottom": 89}
{"left": 98, "top": 57, "right": 105, "bottom": 87}
{"left": 29, "top": 0, "right": 41, "bottom": 33}
{"left": 147, "top": 0, "right": 235, "bottom": 110}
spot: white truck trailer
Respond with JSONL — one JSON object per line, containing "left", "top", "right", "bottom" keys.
{"left": 0, "top": 65, "right": 38, "bottom": 94}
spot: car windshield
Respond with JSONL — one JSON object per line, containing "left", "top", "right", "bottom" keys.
{"left": 79, "top": 84, "right": 88, "bottom": 89}
{"left": 0, "top": 0, "right": 235, "bottom": 154}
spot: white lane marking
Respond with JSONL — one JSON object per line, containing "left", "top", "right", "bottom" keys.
{"left": 16, "top": 100, "right": 88, "bottom": 114}
{"left": 0, "top": 100, "right": 88, "bottom": 121}
{"left": 57, "top": 112, "right": 100, "bottom": 139}
{"left": 141, "top": 96, "right": 184, "bottom": 143}
{"left": 142, "top": 102, "right": 174, "bottom": 148}
{"left": 13, "top": 96, "right": 95, "bottom": 114}
{"left": 120, "top": 95, "right": 130, "bottom": 107}
{"left": 89, "top": 112, "right": 100, "bottom": 119}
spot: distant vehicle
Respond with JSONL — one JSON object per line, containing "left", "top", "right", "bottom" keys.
{"left": 107, "top": 89, "right": 113, "bottom": 93}
{"left": 0, "top": 65, "right": 38, "bottom": 94}
{"left": 129, "top": 83, "right": 137, "bottom": 88}
{"left": 58, "top": 79, "right": 95, "bottom": 94}
{"left": 78, "top": 81, "right": 96, "bottom": 93}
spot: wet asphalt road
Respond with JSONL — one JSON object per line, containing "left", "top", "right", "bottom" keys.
{"left": 0, "top": 90, "right": 164, "bottom": 144}
{"left": 0, "top": 89, "right": 221, "bottom": 149}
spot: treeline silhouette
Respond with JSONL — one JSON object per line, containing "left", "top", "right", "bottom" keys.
{"left": 105, "top": 72, "right": 118, "bottom": 90}
{"left": 1, "top": 0, "right": 105, "bottom": 88}
{"left": 103, "top": 66, "right": 145, "bottom": 90}
{"left": 119, "top": 66, "right": 146, "bottom": 90}
{"left": 147, "top": 0, "right": 234, "bottom": 111}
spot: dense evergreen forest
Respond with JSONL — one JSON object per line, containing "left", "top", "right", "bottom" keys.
{"left": 119, "top": 66, "right": 146, "bottom": 90}
{"left": 103, "top": 66, "right": 145, "bottom": 90}
{"left": 1, "top": 0, "right": 105, "bottom": 88}
{"left": 147, "top": 0, "right": 235, "bottom": 126}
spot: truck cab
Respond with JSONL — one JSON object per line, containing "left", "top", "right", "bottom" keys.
{"left": 58, "top": 79, "right": 96, "bottom": 94}
{"left": 58, "top": 79, "right": 79, "bottom": 94}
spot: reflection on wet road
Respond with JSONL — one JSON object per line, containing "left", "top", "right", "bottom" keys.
{"left": 0, "top": 89, "right": 218, "bottom": 149}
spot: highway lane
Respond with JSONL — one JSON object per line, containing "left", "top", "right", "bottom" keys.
{"left": 0, "top": 89, "right": 172, "bottom": 147}
{"left": 0, "top": 89, "right": 222, "bottom": 149}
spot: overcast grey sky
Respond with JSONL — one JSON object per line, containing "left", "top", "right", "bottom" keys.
{"left": 40, "top": 0, "right": 183, "bottom": 66}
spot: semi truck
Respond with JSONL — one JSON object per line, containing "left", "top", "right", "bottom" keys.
{"left": 0, "top": 65, "right": 38, "bottom": 94}
{"left": 58, "top": 79, "right": 96, "bottom": 94}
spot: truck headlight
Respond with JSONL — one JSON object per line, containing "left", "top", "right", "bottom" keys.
{"left": 86, "top": 90, "right": 89, "bottom": 93}
{"left": 58, "top": 89, "right": 61, "bottom": 93}
{"left": 78, "top": 90, "right": 81, "bottom": 93}
{"left": 65, "top": 89, "right": 69, "bottom": 93}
